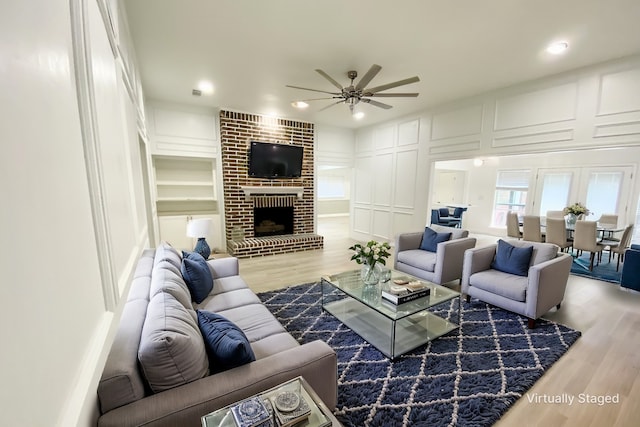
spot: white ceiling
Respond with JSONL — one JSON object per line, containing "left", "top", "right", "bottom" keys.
{"left": 123, "top": 0, "right": 640, "bottom": 129}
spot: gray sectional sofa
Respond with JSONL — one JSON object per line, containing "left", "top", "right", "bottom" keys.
{"left": 97, "top": 243, "right": 337, "bottom": 427}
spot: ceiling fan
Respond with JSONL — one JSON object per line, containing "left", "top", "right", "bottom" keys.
{"left": 286, "top": 64, "right": 420, "bottom": 114}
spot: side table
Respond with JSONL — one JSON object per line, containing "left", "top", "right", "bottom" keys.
{"left": 201, "top": 376, "right": 342, "bottom": 427}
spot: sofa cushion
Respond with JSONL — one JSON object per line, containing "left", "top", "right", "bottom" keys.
{"left": 138, "top": 292, "right": 209, "bottom": 393}
{"left": 420, "top": 227, "right": 452, "bottom": 252}
{"left": 218, "top": 304, "right": 288, "bottom": 343}
{"left": 397, "top": 249, "right": 437, "bottom": 272}
{"left": 181, "top": 251, "right": 214, "bottom": 304}
{"left": 150, "top": 261, "right": 193, "bottom": 310}
{"left": 491, "top": 239, "right": 533, "bottom": 277}
{"left": 197, "top": 288, "right": 262, "bottom": 313}
{"left": 197, "top": 310, "right": 256, "bottom": 373}
{"left": 153, "top": 241, "right": 182, "bottom": 270}
{"left": 470, "top": 269, "right": 528, "bottom": 302}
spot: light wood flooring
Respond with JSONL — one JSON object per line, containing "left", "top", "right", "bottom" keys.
{"left": 237, "top": 216, "right": 640, "bottom": 426}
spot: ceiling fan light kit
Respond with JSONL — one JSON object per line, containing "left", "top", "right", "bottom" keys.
{"left": 287, "top": 64, "right": 420, "bottom": 114}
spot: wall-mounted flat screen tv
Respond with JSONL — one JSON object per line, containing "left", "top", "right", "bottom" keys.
{"left": 248, "top": 141, "right": 304, "bottom": 178}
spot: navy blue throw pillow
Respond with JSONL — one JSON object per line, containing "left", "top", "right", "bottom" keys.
{"left": 491, "top": 239, "right": 533, "bottom": 277}
{"left": 181, "top": 251, "right": 213, "bottom": 303}
{"left": 420, "top": 227, "right": 452, "bottom": 252}
{"left": 197, "top": 310, "right": 256, "bottom": 373}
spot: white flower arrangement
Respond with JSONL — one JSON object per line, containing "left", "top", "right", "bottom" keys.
{"left": 349, "top": 240, "right": 391, "bottom": 268}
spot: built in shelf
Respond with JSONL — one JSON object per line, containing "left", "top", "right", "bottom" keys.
{"left": 240, "top": 186, "right": 305, "bottom": 200}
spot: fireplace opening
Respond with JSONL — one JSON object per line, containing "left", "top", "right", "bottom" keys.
{"left": 254, "top": 206, "right": 294, "bottom": 237}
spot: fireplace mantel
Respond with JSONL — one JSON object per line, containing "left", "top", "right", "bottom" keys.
{"left": 240, "top": 186, "right": 305, "bottom": 200}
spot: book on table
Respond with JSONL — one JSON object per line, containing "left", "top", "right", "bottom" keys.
{"left": 230, "top": 396, "right": 273, "bottom": 427}
{"left": 382, "top": 280, "right": 431, "bottom": 305}
{"left": 271, "top": 390, "right": 312, "bottom": 427}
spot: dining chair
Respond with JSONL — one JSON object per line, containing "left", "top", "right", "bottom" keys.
{"left": 601, "top": 224, "right": 634, "bottom": 271}
{"left": 597, "top": 213, "right": 618, "bottom": 226}
{"left": 597, "top": 213, "right": 620, "bottom": 241}
{"left": 572, "top": 220, "right": 606, "bottom": 271}
{"left": 545, "top": 217, "right": 572, "bottom": 252}
{"left": 546, "top": 210, "right": 566, "bottom": 219}
{"left": 506, "top": 211, "right": 522, "bottom": 239}
{"left": 522, "top": 215, "right": 544, "bottom": 242}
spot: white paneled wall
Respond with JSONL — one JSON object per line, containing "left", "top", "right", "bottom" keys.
{"left": 352, "top": 118, "right": 429, "bottom": 243}
{"left": 353, "top": 55, "right": 640, "bottom": 241}
{"left": 1, "top": 1, "right": 152, "bottom": 426}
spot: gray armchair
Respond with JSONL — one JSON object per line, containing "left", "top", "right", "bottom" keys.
{"left": 461, "top": 240, "right": 572, "bottom": 328}
{"left": 394, "top": 224, "right": 477, "bottom": 285}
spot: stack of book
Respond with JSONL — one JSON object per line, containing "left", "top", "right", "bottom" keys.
{"left": 231, "top": 396, "right": 274, "bottom": 427}
{"left": 271, "top": 390, "right": 311, "bottom": 427}
{"left": 381, "top": 280, "right": 431, "bottom": 305}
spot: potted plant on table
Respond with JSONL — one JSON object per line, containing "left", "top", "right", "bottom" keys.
{"left": 349, "top": 240, "right": 391, "bottom": 285}
{"left": 563, "top": 202, "right": 590, "bottom": 225}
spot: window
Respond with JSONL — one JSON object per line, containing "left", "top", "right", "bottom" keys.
{"left": 318, "top": 175, "right": 347, "bottom": 199}
{"left": 585, "top": 171, "right": 623, "bottom": 220}
{"left": 538, "top": 172, "right": 572, "bottom": 215}
{"left": 492, "top": 170, "right": 530, "bottom": 227}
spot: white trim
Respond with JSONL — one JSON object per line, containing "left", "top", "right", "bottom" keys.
{"left": 70, "top": 0, "right": 118, "bottom": 311}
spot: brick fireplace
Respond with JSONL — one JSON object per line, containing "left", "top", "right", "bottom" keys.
{"left": 219, "top": 110, "right": 323, "bottom": 257}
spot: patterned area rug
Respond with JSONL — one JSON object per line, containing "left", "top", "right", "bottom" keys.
{"left": 258, "top": 282, "right": 581, "bottom": 427}
{"left": 570, "top": 251, "right": 622, "bottom": 283}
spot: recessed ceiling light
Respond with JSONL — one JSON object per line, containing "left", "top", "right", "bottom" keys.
{"left": 291, "top": 101, "right": 309, "bottom": 109}
{"left": 196, "top": 80, "right": 214, "bottom": 95}
{"left": 546, "top": 41, "right": 569, "bottom": 55}
{"left": 353, "top": 112, "right": 365, "bottom": 120}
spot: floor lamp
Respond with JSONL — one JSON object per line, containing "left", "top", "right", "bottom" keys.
{"left": 187, "top": 218, "right": 213, "bottom": 259}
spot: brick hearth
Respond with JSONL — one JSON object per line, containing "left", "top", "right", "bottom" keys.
{"left": 219, "top": 110, "right": 323, "bottom": 257}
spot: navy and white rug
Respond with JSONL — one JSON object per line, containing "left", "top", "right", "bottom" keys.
{"left": 258, "top": 282, "right": 581, "bottom": 427}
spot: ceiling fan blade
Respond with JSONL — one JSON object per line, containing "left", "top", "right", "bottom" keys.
{"left": 364, "top": 76, "right": 420, "bottom": 94}
{"left": 367, "top": 92, "right": 419, "bottom": 97}
{"left": 286, "top": 85, "right": 340, "bottom": 95}
{"left": 300, "top": 97, "right": 339, "bottom": 101}
{"left": 361, "top": 98, "right": 393, "bottom": 109}
{"left": 315, "top": 69, "right": 344, "bottom": 90}
{"left": 355, "top": 64, "right": 382, "bottom": 91}
{"left": 318, "top": 100, "right": 344, "bottom": 112}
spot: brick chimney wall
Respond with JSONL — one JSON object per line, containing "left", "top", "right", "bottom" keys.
{"left": 219, "top": 110, "right": 322, "bottom": 256}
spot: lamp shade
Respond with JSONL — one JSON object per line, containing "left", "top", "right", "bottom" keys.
{"left": 186, "top": 218, "right": 212, "bottom": 238}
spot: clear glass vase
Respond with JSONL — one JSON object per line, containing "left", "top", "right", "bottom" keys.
{"left": 566, "top": 213, "right": 577, "bottom": 226}
{"left": 360, "top": 263, "right": 381, "bottom": 286}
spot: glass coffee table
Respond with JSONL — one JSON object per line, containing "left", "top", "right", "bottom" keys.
{"left": 321, "top": 269, "right": 460, "bottom": 359}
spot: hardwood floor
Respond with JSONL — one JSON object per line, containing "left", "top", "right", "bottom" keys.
{"left": 237, "top": 216, "right": 640, "bottom": 426}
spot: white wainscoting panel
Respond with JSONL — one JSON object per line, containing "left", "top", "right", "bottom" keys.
{"left": 393, "top": 212, "right": 420, "bottom": 239}
{"left": 374, "top": 125, "right": 395, "bottom": 150}
{"left": 494, "top": 82, "right": 578, "bottom": 130}
{"left": 431, "top": 104, "right": 483, "bottom": 140}
{"left": 356, "top": 130, "right": 375, "bottom": 153}
{"left": 354, "top": 156, "right": 374, "bottom": 204}
{"left": 372, "top": 209, "right": 391, "bottom": 241}
{"left": 398, "top": 119, "right": 420, "bottom": 146}
{"left": 353, "top": 207, "right": 372, "bottom": 234}
{"left": 154, "top": 107, "right": 216, "bottom": 140}
{"left": 597, "top": 68, "right": 640, "bottom": 116}
{"left": 373, "top": 153, "right": 394, "bottom": 206}
{"left": 394, "top": 150, "right": 418, "bottom": 209}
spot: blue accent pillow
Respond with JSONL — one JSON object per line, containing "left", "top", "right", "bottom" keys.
{"left": 420, "top": 227, "right": 452, "bottom": 252}
{"left": 491, "top": 239, "right": 534, "bottom": 277}
{"left": 196, "top": 310, "right": 256, "bottom": 373}
{"left": 181, "top": 251, "right": 213, "bottom": 303}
